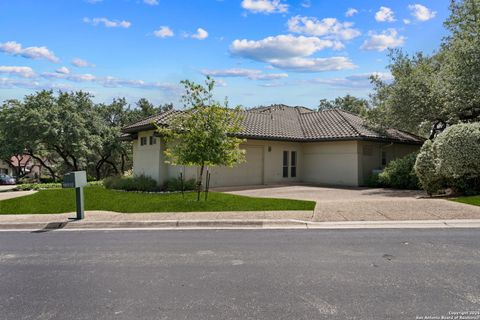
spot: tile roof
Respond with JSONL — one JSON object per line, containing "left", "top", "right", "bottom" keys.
{"left": 122, "top": 105, "right": 424, "bottom": 144}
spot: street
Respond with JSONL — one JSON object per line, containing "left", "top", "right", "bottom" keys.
{"left": 1, "top": 229, "right": 479, "bottom": 320}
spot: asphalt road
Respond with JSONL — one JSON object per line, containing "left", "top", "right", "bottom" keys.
{"left": 1, "top": 229, "right": 479, "bottom": 320}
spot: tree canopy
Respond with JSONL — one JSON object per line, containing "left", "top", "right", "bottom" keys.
{"left": 158, "top": 77, "right": 245, "bottom": 200}
{"left": 0, "top": 90, "right": 171, "bottom": 180}
{"left": 318, "top": 94, "right": 369, "bottom": 116}
{"left": 367, "top": 0, "right": 480, "bottom": 136}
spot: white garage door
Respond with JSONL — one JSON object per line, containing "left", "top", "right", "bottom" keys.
{"left": 208, "top": 146, "right": 264, "bottom": 187}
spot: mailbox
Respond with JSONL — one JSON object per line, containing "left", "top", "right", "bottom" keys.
{"left": 62, "top": 171, "right": 87, "bottom": 189}
{"left": 63, "top": 171, "right": 87, "bottom": 220}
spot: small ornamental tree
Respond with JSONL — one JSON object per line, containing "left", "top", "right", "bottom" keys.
{"left": 158, "top": 77, "right": 245, "bottom": 201}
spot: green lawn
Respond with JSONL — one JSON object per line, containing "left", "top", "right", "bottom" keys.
{"left": 451, "top": 195, "right": 480, "bottom": 207}
{"left": 0, "top": 187, "right": 315, "bottom": 214}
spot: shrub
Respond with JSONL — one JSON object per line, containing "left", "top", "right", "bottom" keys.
{"left": 15, "top": 183, "right": 62, "bottom": 191}
{"left": 415, "top": 140, "right": 444, "bottom": 195}
{"left": 365, "top": 172, "right": 382, "bottom": 188}
{"left": 434, "top": 123, "right": 480, "bottom": 194}
{"left": 379, "top": 152, "right": 420, "bottom": 189}
{"left": 415, "top": 123, "right": 480, "bottom": 195}
{"left": 103, "top": 175, "right": 158, "bottom": 192}
{"left": 14, "top": 181, "right": 104, "bottom": 191}
{"left": 163, "top": 177, "right": 197, "bottom": 192}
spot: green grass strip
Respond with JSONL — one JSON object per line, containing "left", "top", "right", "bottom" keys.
{"left": 0, "top": 187, "right": 316, "bottom": 214}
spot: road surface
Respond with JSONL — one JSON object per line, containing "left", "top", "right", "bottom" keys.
{"left": 1, "top": 229, "right": 479, "bottom": 319}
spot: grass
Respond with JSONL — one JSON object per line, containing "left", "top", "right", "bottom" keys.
{"left": 451, "top": 195, "right": 480, "bottom": 207}
{"left": 0, "top": 187, "right": 316, "bottom": 214}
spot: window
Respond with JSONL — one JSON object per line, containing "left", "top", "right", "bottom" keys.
{"left": 149, "top": 136, "right": 156, "bottom": 145}
{"left": 382, "top": 151, "right": 387, "bottom": 166}
{"left": 140, "top": 137, "right": 147, "bottom": 146}
{"left": 282, "top": 151, "right": 289, "bottom": 178}
{"left": 291, "top": 151, "right": 297, "bottom": 178}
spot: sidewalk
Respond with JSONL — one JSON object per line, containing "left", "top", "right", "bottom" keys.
{"left": 0, "top": 211, "right": 479, "bottom": 231}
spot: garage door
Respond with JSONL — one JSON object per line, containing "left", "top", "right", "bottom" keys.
{"left": 208, "top": 146, "right": 264, "bottom": 187}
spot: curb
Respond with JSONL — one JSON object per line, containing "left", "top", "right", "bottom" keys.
{"left": 1, "top": 219, "right": 480, "bottom": 231}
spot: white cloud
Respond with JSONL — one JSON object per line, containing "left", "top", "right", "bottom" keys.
{"left": 266, "top": 57, "right": 356, "bottom": 72}
{"left": 403, "top": 19, "right": 411, "bottom": 25}
{"left": 375, "top": 6, "right": 396, "bottom": 22}
{"left": 241, "top": 0, "right": 288, "bottom": 14}
{"left": 230, "top": 35, "right": 356, "bottom": 72}
{"left": 304, "top": 72, "right": 393, "bottom": 88}
{"left": 361, "top": 29, "right": 405, "bottom": 51}
{"left": 0, "top": 77, "right": 74, "bottom": 90}
{"left": 144, "top": 0, "right": 159, "bottom": 5}
{"left": 0, "top": 41, "right": 59, "bottom": 63}
{"left": 71, "top": 58, "right": 95, "bottom": 67}
{"left": 55, "top": 66, "right": 70, "bottom": 74}
{"left": 345, "top": 8, "right": 358, "bottom": 17}
{"left": 154, "top": 26, "right": 174, "bottom": 38}
{"left": 287, "top": 16, "right": 361, "bottom": 41}
{"left": 191, "top": 28, "right": 208, "bottom": 40}
{"left": 39, "top": 71, "right": 180, "bottom": 92}
{"left": 408, "top": 4, "right": 436, "bottom": 21}
{"left": 301, "top": 0, "right": 311, "bottom": 8}
{"left": 0, "top": 66, "right": 36, "bottom": 78}
{"left": 83, "top": 17, "right": 131, "bottom": 28}
{"left": 202, "top": 68, "right": 288, "bottom": 80}
{"left": 231, "top": 35, "right": 337, "bottom": 61}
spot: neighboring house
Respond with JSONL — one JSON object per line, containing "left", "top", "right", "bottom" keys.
{"left": 0, "top": 160, "right": 13, "bottom": 176}
{"left": 121, "top": 105, "right": 423, "bottom": 187}
{"left": 2, "top": 155, "right": 43, "bottom": 180}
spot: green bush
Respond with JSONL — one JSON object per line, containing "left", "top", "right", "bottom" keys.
{"left": 365, "top": 172, "right": 382, "bottom": 188}
{"left": 15, "top": 183, "right": 62, "bottom": 191}
{"left": 434, "top": 123, "right": 480, "bottom": 194}
{"left": 103, "top": 175, "right": 159, "bottom": 192}
{"left": 415, "top": 123, "right": 480, "bottom": 195}
{"left": 163, "top": 178, "right": 197, "bottom": 192}
{"left": 14, "top": 181, "right": 104, "bottom": 191}
{"left": 379, "top": 152, "right": 420, "bottom": 189}
{"left": 415, "top": 140, "right": 444, "bottom": 195}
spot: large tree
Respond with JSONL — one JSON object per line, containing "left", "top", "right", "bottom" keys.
{"left": 158, "top": 77, "right": 245, "bottom": 201}
{"left": 0, "top": 90, "right": 167, "bottom": 181}
{"left": 368, "top": 0, "right": 480, "bottom": 135}
{"left": 318, "top": 94, "right": 369, "bottom": 116}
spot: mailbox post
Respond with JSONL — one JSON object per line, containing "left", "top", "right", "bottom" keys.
{"left": 62, "top": 171, "right": 87, "bottom": 220}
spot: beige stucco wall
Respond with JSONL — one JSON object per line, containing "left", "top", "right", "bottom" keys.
{"left": 132, "top": 130, "right": 165, "bottom": 184}
{"left": 131, "top": 129, "right": 422, "bottom": 188}
{"left": 302, "top": 140, "right": 360, "bottom": 186}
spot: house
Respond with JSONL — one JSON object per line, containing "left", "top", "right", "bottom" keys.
{"left": 121, "top": 105, "right": 424, "bottom": 187}
{"left": 0, "top": 160, "right": 12, "bottom": 176}
{"left": 0, "top": 155, "right": 43, "bottom": 179}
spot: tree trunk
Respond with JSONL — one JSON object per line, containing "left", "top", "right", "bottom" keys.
{"left": 197, "top": 163, "right": 204, "bottom": 201}
{"left": 28, "top": 153, "right": 57, "bottom": 181}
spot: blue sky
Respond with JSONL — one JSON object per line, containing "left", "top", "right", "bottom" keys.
{"left": 0, "top": 0, "right": 450, "bottom": 108}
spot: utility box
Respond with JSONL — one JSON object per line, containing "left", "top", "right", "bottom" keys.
{"left": 62, "top": 171, "right": 87, "bottom": 189}
{"left": 62, "top": 171, "right": 87, "bottom": 220}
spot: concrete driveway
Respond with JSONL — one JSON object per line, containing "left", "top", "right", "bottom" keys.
{"left": 224, "top": 185, "right": 480, "bottom": 222}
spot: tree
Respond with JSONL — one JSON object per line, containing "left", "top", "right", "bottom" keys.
{"left": 318, "top": 94, "right": 369, "bottom": 116}
{"left": 158, "top": 77, "right": 245, "bottom": 201}
{"left": 367, "top": 50, "right": 443, "bottom": 135}
{"left": 368, "top": 0, "right": 480, "bottom": 135}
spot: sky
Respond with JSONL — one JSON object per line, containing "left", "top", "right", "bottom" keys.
{"left": 0, "top": 0, "right": 450, "bottom": 109}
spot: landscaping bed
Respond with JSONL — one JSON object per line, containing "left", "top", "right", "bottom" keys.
{"left": 0, "top": 187, "right": 316, "bottom": 214}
